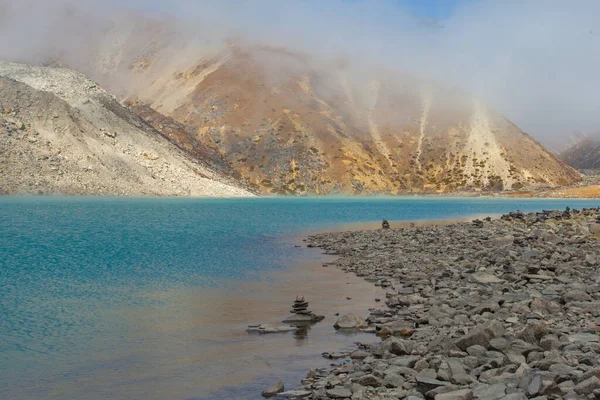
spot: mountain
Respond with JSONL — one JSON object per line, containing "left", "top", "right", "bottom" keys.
{"left": 0, "top": 62, "right": 253, "bottom": 196}
{"left": 90, "top": 44, "right": 579, "bottom": 195}
{"left": 560, "top": 133, "right": 600, "bottom": 170}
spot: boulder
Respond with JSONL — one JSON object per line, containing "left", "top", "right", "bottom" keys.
{"left": 454, "top": 321, "right": 505, "bottom": 351}
{"left": 326, "top": 387, "right": 352, "bottom": 398}
{"left": 261, "top": 381, "right": 284, "bottom": 397}
{"left": 434, "top": 389, "right": 473, "bottom": 400}
{"left": 334, "top": 313, "right": 367, "bottom": 330}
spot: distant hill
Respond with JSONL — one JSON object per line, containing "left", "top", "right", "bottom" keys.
{"left": 560, "top": 133, "right": 600, "bottom": 170}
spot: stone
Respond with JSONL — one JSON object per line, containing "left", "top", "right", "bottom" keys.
{"left": 589, "top": 223, "right": 600, "bottom": 237}
{"left": 471, "top": 272, "right": 505, "bottom": 284}
{"left": 434, "top": 389, "right": 473, "bottom": 400}
{"left": 385, "top": 337, "right": 409, "bottom": 356}
{"left": 497, "top": 394, "right": 527, "bottom": 400}
{"left": 524, "top": 274, "right": 553, "bottom": 281}
{"left": 473, "top": 383, "right": 507, "bottom": 399}
{"left": 356, "top": 374, "right": 382, "bottom": 387}
{"left": 564, "top": 290, "right": 593, "bottom": 303}
{"left": 518, "top": 321, "right": 547, "bottom": 344}
{"left": 334, "top": 314, "right": 367, "bottom": 329}
{"left": 466, "top": 345, "right": 487, "bottom": 357}
{"left": 262, "top": 381, "right": 284, "bottom": 397}
{"left": 585, "top": 253, "right": 597, "bottom": 266}
{"left": 246, "top": 324, "right": 296, "bottom": 334}
{"left": 415, "top": 375, "right": 450, "bottom": 395}
{"left": 282, "top": 313, "right": 325, "bottom": 323}
{"left": 527, "top": 374, "right": 542, "bottom": 396}
{"left": 382, "top": 219, "right": 390, "bottom": 229}
{"left": 278, "top": 390, "right": 312, "bottom": 398}
{"left": 447, "top": 358, "right": 473, "bottom": 385}
{"left": 382, "top": 373, "right": 405, "bottom": 388}
{"left": 568, "top": 333, "right": 600, "bottom": 343}
{"left": 455, "top": 321, "right": 505, "bottom": 351}
{"left": 573, "top": 376, "right": 600, "bottom": 395}
{"left": 326, "top": 387, "right": 352, "bottom": 398}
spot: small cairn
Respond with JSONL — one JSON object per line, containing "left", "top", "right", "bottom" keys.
{"left": 282, "top": 296, "right": 325, "bottom": 323}
{"left": 381, "top": 219, "right": 390, "bottom": 229}
{"left": 291, "top": 295, "right": 310, "bottom": 314}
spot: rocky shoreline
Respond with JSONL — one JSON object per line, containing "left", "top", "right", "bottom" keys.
{"left": 277, "top": 208, "right": 600, "bottom": 399}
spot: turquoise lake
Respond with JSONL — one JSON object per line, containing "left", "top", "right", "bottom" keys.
{"left": 1, "top": 196, "right": 599, "bottom": 399}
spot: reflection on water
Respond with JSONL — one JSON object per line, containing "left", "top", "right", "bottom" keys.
{"left": 6, "top": 259, "right": 387, "bottom": 400}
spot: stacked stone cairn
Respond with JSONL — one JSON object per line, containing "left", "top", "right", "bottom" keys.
{"left": 283, "top": 296, "right": 325, "bottom": 323}
{"left": 292, "top": 296, "right": 309, "bottom": 314}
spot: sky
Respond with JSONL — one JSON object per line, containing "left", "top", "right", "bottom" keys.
{"left": 0, "top": 0, "right": 599, "bottom": 147}
{"left": 396, "top": 0, "right": 464, "bottom": 19}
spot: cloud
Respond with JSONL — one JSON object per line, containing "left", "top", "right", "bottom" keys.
{"left": 1, "top": 0, "right": 599, "bottom": 144}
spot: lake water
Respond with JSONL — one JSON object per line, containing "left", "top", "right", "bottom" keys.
{"left": 1, "top": 196, "right": 599, "bottom": 400}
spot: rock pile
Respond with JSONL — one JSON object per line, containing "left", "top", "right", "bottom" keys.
{"left": 283, "top": 296, "right": 325, "bottom": 323}
{"left": 277, "top": 207, "right": 600, "bottom": 399}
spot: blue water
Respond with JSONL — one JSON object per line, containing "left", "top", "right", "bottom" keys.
{"left": 1, "top": 196, "right": 599, "bottom": 399}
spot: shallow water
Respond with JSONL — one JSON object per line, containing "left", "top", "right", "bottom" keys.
{"left": 1, "top": 196, "right": 599, "bottom": 399}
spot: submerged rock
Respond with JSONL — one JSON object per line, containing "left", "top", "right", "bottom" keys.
{"left": 333, "top": 313, "right": 367, "bottom": 329}
{"left": 261, "top": 380, "right": 284, "bottom": 397}
{"left": 246, "top": 324, "right": 295, "bottom": 334}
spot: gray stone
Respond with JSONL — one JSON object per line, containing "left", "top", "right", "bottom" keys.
{"left": 473, "top": 383, "right": 507, "bottom": 400}
{"left": 334, "top": 314, "right": 367, "bottom": 329}
{"left": 498, "top": 393, "right": 527, "bottom": 400}
{"left": 247, "top": 324, "right": 296, "bottom": 334}
{"left": 568, "top": 333, "right": 599, "bottom": 343}
{"left": 434, "top": 389, "right": 473, "bottom": 400}
{"left": 386, "top": 336, "right": 409, "bottom": 356}
{"left": 471, "top": 272, "right": 505, "bottom": 284}
{"left": 527, "top": 374, "right": 542, "bottom": 396}
{"left": 447, "top": 358, "right": 473, "bottom": 385}
{"left": 261, "top": 380, "right": 284, "bottom": 397}
{"left": 326, "top": 387, "right": 352, "bottom": 398}
{"left": 455, "top": 321, "right": 505, "bottom": 351}
{"left": 564, "top": 290, "right": 593, "bottom": 303}
{"left": 415, "top": 375, "right": 450, "bottom": 395}
{"left": 282, "top": 313, "right": 325, "bottom": 323}
{"left": 390, "top": 355, "right": 420, "bottom": 368}
{"left": 382, "top": 373, "right": 405, "bottom": 388}
{"left": 278, "top": 390, "right": 312, "bottom": 398}
{"left": 356, "top": 374, "right": 381, "bottom": 387}
{"left": 573, "top": 376, "right": 600, "bottom": 395}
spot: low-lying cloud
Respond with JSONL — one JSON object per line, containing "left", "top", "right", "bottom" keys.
{"left": 1, "top": 0, "right": 599, "bottom": 146}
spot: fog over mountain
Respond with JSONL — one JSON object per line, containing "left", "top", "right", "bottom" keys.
{"left": 1, "top": 0, "right": 598, "bottom": 145}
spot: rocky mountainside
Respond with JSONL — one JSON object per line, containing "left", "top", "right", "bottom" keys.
{"left": 559, "top": 134, "right": 600, "bottom": 170}
{"left": 0, "top": 62, "right": 253, "bottom": 196}
{"left": 88, "top": 45, "right": 580, "bottom": 195}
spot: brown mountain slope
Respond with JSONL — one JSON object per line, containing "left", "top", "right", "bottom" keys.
{"left": 88, "top": 44, "right": 581, "bottom": 195}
